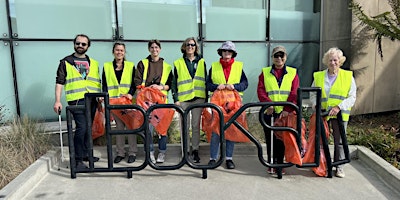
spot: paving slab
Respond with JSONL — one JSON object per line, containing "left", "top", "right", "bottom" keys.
{"left": 1, "top": 144, "right": 400, "bottom": 200}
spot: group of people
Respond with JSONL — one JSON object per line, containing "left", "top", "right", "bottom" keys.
{"left": 53, "top": 34, "right": 356, "bottom": 178}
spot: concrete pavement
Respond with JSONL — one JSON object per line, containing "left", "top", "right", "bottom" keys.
{"left": 1, "top": 144, "right": 400, "bottom": 200}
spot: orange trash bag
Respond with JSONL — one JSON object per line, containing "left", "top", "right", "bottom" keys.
{"left": 273, "top": 113, "right": 306, "bottom": 166}
{"left": 201, "top": 89, "right": 250, "bottom": 143}
{"left": 92, "top": 103, "right": 105, "bottom": 140}
{"left": 302, "top": 113, "right": 330, "bottom": 177}
{"left": 136, "top": 87, "right": 174, "bottom": 136}
{"left": 109, "top": 96, "right": 144, "bottom": 130}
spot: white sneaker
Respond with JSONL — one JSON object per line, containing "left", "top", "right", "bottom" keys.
{"left": 336, "top": 167, "right": 345, "bottom": 178}
{"left": 150, "top": 152, "right": 156, "bottom": 163}
{"left": 156, "top": 152, "right": 165, "bottom": 163}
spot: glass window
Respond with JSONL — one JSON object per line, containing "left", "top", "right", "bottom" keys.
{"left": 0, "top": 44, "right": 17, "bottom": 121}
{"left": 12, "top": 0, "right": 113, "bottom": 39}
{"left": 204, "top": 0, "right": 266, "bottom": 41}
{"left": 13, "top": 41, "right": 113, "bottom": 120}
{"left": 269, "top": 43, "right": 320, "bottom": 88}
{"left": 121, "top": 1, "right": 198, "bottom": 40}
{"left": 203, "top": 42, "right": 268, "bottom": 103}
{"left": 270, "top": 0, "right": 320, "bottom": 41}
{"left": 1, "top": 0, "right": 8, "bottom": 37}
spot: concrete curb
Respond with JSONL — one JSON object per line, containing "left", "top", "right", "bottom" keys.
{"left": 355, "top": 145, "right": 400, "bottom": 194}
{"left": 0, "top": 150, "right": 57, "bottom": 200}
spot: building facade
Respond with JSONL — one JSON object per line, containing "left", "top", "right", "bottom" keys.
{"left": 1, "top": 0, "right": 398, "bottom": 122}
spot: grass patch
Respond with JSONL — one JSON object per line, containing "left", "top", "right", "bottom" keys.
{"left": 0, "top": 116, "right": 51, "bottom": 189}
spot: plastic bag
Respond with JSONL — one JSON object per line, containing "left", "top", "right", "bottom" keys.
{"left": 136, "top": 87, "right": 174, "bottom": 136}
{"left": 302, "top": 113, "right": 330, "bottom": 177}
{"left": 201, "top": 89, "right": 250, "bottom": 143}
{"left": 273, "top": 113, "right": 306, "bottom": 165}
{"left": 109, "top": 96, "right": 144, "bottom": 130}
{"left": 92, "top": 103, "right": 105, "bottom": 140}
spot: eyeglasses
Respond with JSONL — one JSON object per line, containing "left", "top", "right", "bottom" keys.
{"left": 273, "top": 54, "right": 284, "bottom": 58}
{"left": 75, "top": 42, "right": 87, "bottom": 47}
{"left": 186, "top": 43, "right": 196, "bottom": 47}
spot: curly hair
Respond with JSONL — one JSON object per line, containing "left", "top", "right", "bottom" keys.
{"left": 322, "top": 47, "right": 346, "bottom": 66}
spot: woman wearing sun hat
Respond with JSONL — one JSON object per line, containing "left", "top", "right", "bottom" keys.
{"left": 205, "top": 41, "right": 248, "bottom": 169}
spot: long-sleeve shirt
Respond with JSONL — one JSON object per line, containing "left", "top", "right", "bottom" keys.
{"left": 257, "top": 65, "right": 300, "bottom": 113}
{"left": 310, "top": 69, "right": 357, "bottom": 111}
{"left": 134, "top": 55, "right": 173, "bottom": 89}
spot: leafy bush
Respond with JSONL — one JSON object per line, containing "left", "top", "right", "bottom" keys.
{"left": 347, "top": 112, "right": 400, "bottom": 169}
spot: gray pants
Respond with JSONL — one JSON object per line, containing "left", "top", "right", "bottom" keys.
{"left": 114, "top": 113, "right": 138, "bottom": 157}
{"left": 180, "top": 98, "right": 205, "bottom": 151}
{"left": 329, "top": 119, "right": 348, "bottom": 169}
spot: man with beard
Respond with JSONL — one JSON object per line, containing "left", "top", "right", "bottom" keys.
{"left": 53, "top": 34, "right": 101, "bottom": 169}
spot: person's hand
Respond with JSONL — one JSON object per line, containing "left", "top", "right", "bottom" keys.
{"left": 226, "top": 84, "right": 235, "bottom": 90}
{"left": 217, "top": 84, "right": 226, "bottom": 90}
{"left": 329, "top": 106, "right": 340, "bottom": 116}
{"left": 279, "top": 111, "right": 289, "bottom": 119}
{"left": 122, "top": 94, "right": 132, "bottom": 100}
{"left": 266, "top": 106, "right": 274, "bottom": 115}
{"left": 150, "top": 84, "right": 163, "bottom": 90}
{"left": 174, "top": 101, "right": 181, "bottom": 106}
{"left": 53, "top": 102, "right": 62, "bottom": 114}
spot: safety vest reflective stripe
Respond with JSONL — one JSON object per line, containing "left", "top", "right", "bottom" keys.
{"left": 329, "top": 94, "right": 346, "bottom": 100}
{"left": 210, "top": 61, "right": 243, "bottom": 96}
{"left": 65, "top": 87, "right": 87, "bottom": 94}
{"left": 174, "top": 58, "right": 206, "bottom": 101}
{"left": 313, "top": 69, "right": 353, "bottom": 121}
{"left": 262, "top": 66, "right": 296, "bottom": 113}
{"left": 268, "top": 90, "right": 290, "bottom": 95}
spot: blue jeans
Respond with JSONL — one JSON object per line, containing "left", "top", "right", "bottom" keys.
{"left": 148, "top": 124, "right": 167, "bottom": 153}
{"left": 210, "top": 132, "right": 234, "bottom": 160}
{"left": 69, "top": 98, "right": 97, "bottom": 162}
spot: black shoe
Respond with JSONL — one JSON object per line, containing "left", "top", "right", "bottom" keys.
{"left": 114, "top": 156, "right": 124, "bottom": 163}
{"left": 208, "top": 159, "right": 216, "bottom": 165}
{"left": 192, "top": 150, "right": 200, "bottom": 163}
{"left": 83, "top": 156, "right": 100, "bottom": 162}
{"left": 226, "top": 160, "right": 235, "bottom": 169}
{"left": 127, "top": 155, "right": 136, "bottom": 163}
{"left": 76, "top": 161, "right": 88, "bottom": 169}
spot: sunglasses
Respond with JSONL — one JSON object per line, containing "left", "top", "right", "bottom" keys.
{"left": 222, "top": 49, "right": 233, "bottom": 53}
{"left": 273, "top": 53, "right": 284, "bottom": 58}
{"left": 186, "top": 43, "right": 196, "bottom": 47}
{"left": 75, "top": 42, "right": 87, "bottom": 47}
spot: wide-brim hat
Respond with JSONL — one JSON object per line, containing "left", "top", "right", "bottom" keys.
{"left": 217, "top": 41, "right": 237, "bottom": 57}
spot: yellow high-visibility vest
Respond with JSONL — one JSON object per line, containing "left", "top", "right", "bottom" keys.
{"left": 262, "top": 66, "right": 296, "bottom": 113}
{"left": 65, "top": 58, "right": 101, "bottom": 101}
{"left": 314, "top": 69, "right": 353, "bottom": 121}
{"left": 173, "top": 58, "right": 206, "bottom": 101}
{"left": 210, "top": 61, "right": 243, "bottom": 96}
{"left": 103, "top": 61, "right": 135, "bottom": 98}
{"left": 141, "top": 59, "right": 172, "bottom": 102}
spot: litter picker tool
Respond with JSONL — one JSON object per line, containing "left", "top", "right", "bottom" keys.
{"left": 270, "top": 115, "right": 274, "bottom": 164}
{"left": 58, "top": 108, "right": 66, "bottom": 170}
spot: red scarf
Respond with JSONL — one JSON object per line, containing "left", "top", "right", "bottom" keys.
{"left": 220, "top": 58, "right": 235, "bottom": 81}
